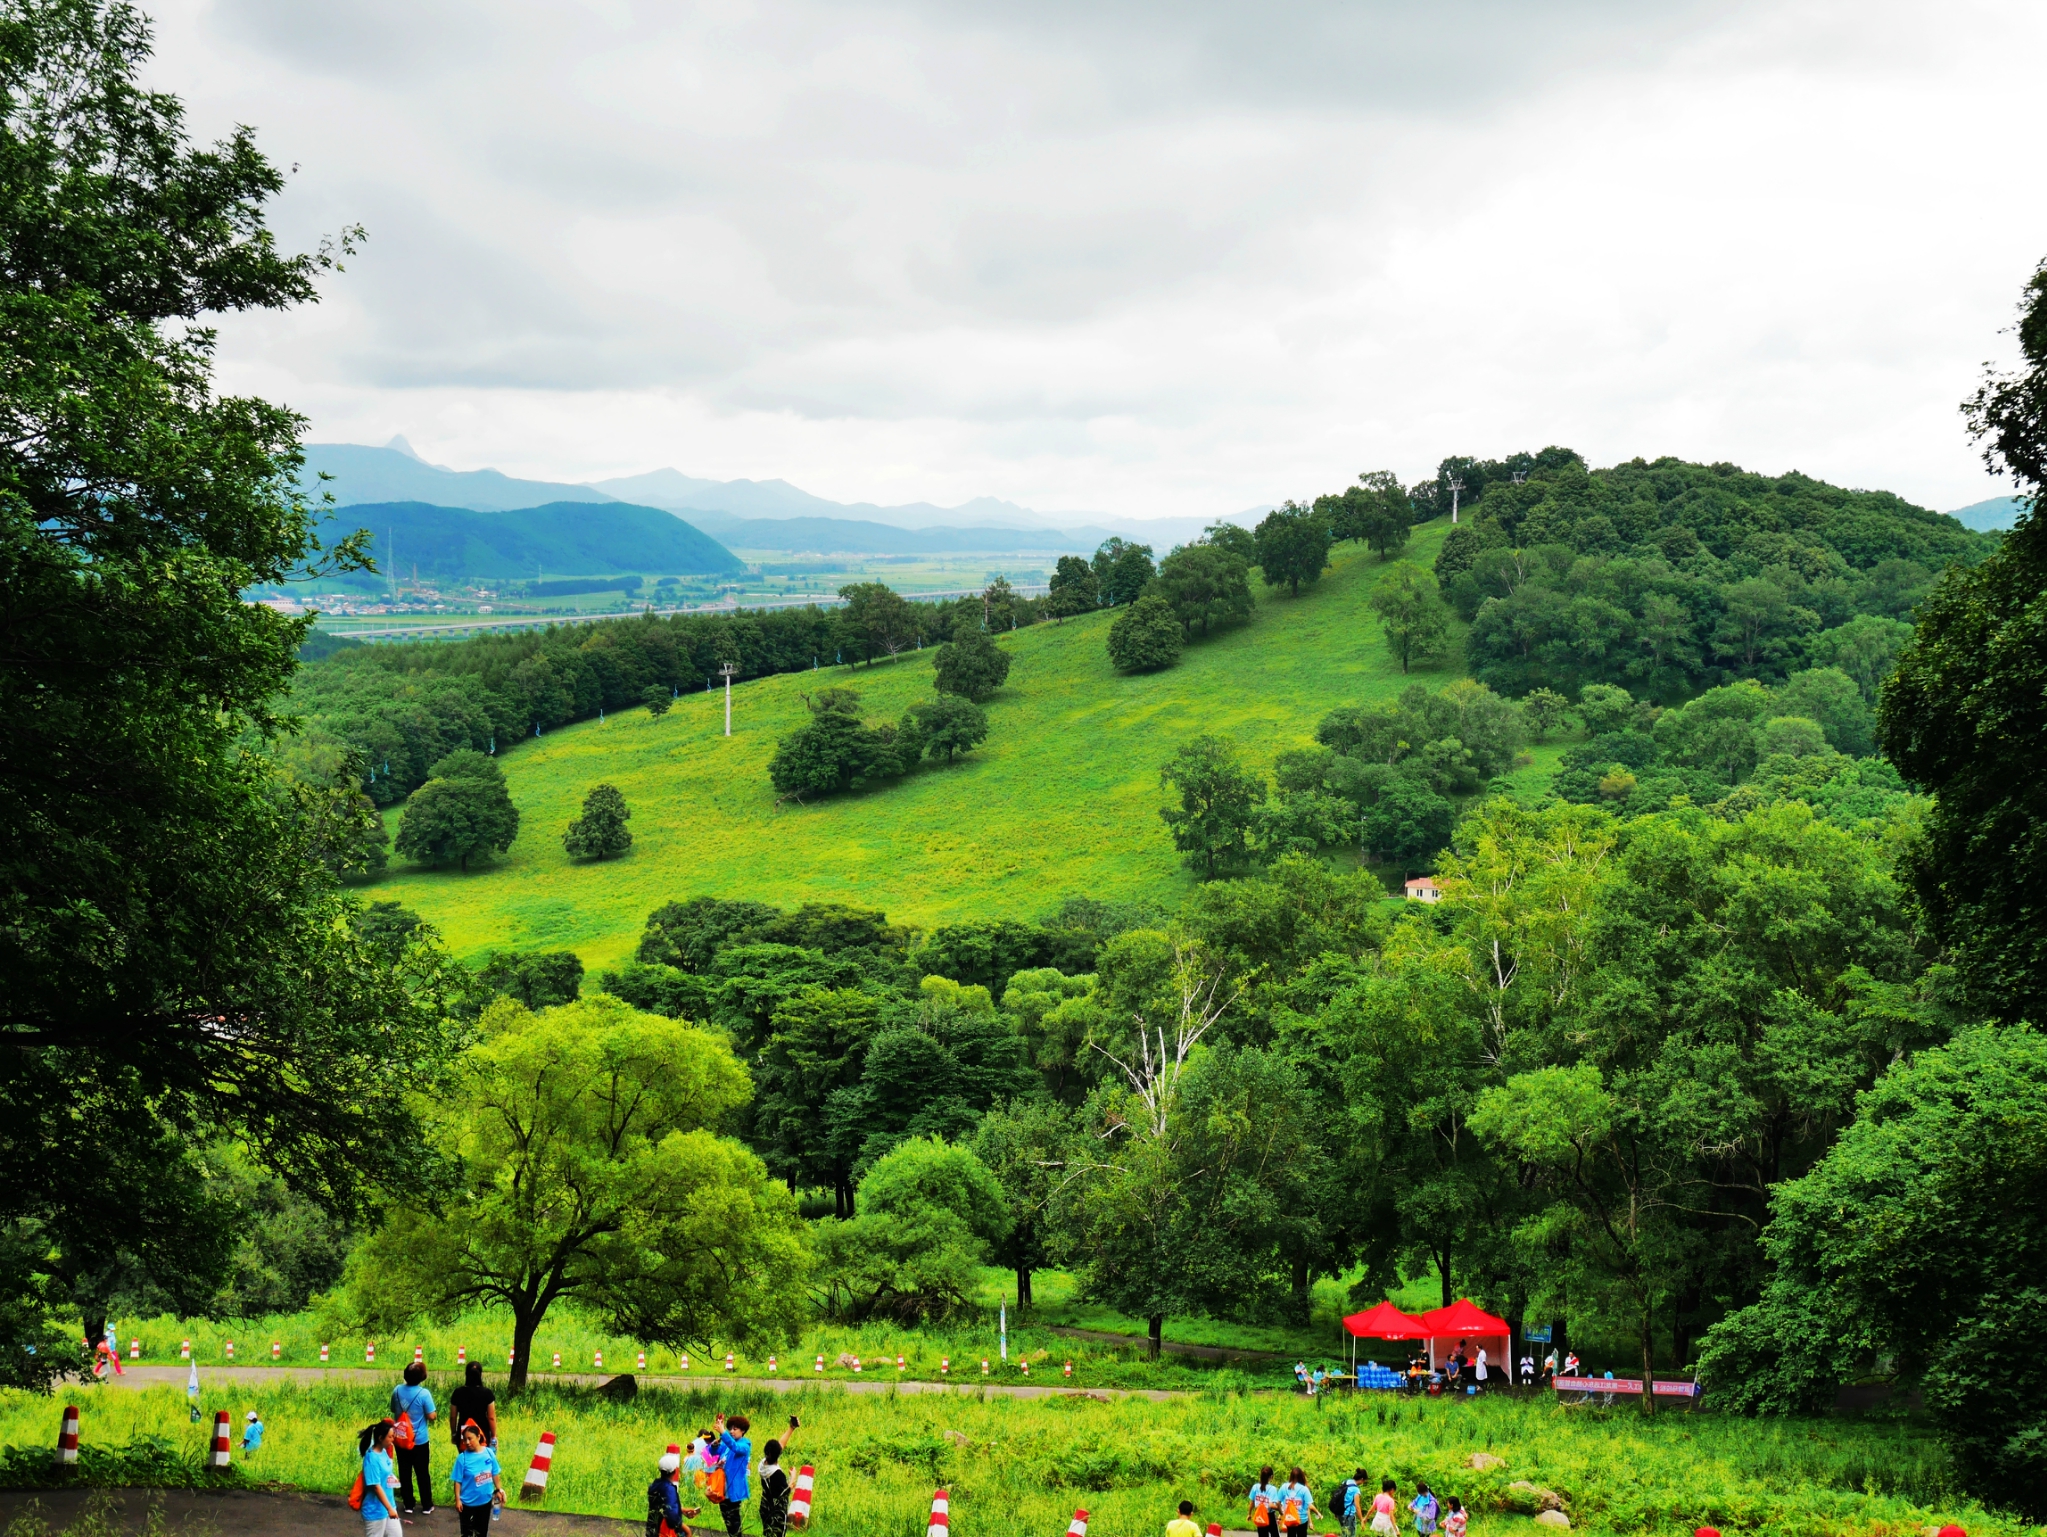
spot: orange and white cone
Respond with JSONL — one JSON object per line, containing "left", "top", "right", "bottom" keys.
{"left": 789, "top": 1465, "right": 816, "bottom": 1528}
{"left": 56, "top": 1405, "right": 79, "bottom": 1465}
{"left": 814, "top": 1354, "right": 824, "bottom": 1374}
{"left": 725, "top": 1352, "right": 735, "bottom": 1373}
{"left": 507, "top": 1348, "right": 515, "bottom": 1367}
{"left": 897, "top": 1355, "right": 906, "bottom": 1372}
{"left": 180, "top": 1340, "right": 191, "bottom": 1360}
{"left": 1020, "top": 1360, "right": 1030, "bottom": 1376}
{"left": 224, "top": 1341, "right": 235, "bottom": 1360}
{"left": 520, "top": 1431, "right": 556, "bottom": 1500}
{"left": 128, "top": 1340, "right": 139, "bottom": 1361}
{"left": 941, "top": 1357, "right": 950, "bottom": 1375}
{"left": 594, "top": 1351, "right": 604, "bottom": 1370}
{"left": 681, "top": 1353, "right": 691, "bottom": 1372}
{"left": 1206, "top": 1525, "right": 1223, "bottom": 1537}
{"left": 414, "top": 1346, "right": 424, "bottom": 1365}
{"left": 637, "top": 1350, "right": 647, "bottom": 1371}
{"left": 928, "top": 1489, "right": 950, "bottom": 1536}
{"left": 271, "top": 1342, "right": 280, "bottom": 1360}
{"left": 767, "top": 1355, "right": 777, "bottom": 1374}
{"left": 552, "top": 1351, "right": 562, "bottom": 1369}
{"left": 1063, "top": 1361, "right": 1072, "bottom": 1379}
{"left": 459, "top": 1347, "right": 468, "bottom": 1366}
{"left": 980, "top": 1360, "right": 989, "bottom": 1375}
{"left": 366, "top": 1343, "right": 376, "bottom": 1364}
{"left": 1066, "top": 1510, "right": 1090, "bottom": 1537}
{"left": 851, "top": 1357, "right": 861, "bottom": 1374}
{"left": 211, "top": 1410, "right": 232, "bottom": 1468}
{"left": 320, "top": 1344, "right": 329, "bottom": 1363}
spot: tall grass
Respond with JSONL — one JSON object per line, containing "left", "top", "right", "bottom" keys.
{"left": 0, "top": 1378, "right": 2012, "bottom": 1537}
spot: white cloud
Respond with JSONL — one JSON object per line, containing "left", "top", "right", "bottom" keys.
{"left": 149, "top": 0, "right": 2046, "bottom": 514}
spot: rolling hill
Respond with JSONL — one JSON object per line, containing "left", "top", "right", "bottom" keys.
{"left": 363, "top": 525, "right": 1467, "bottom": 968}
{"left": 320, "top": 500, "right": 743, "bottom": 583}
{"left": 1947, "top": 494, "right": 2029, "bottom": 531}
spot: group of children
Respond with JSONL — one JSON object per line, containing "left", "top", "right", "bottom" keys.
{"left": 646, "top": 1412, "right": 801, "bottom": 1537}
{"left": 1234, "top": 1468, "right": 1467, "bottom": 1537}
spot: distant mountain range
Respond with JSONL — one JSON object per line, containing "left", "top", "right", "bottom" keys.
{"left": 322, "top": 499, "right": 743, "bottom": 584}
{"left": 301, "top": 440, "right": 1225, "bottom": 552}
{"left": 1947, "top": 495, "right": 2030, "bottom": 531}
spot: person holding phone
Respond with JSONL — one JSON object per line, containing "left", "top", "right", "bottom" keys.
{"left": 756, "top": 1416, "right": 801, "bottom": 1537}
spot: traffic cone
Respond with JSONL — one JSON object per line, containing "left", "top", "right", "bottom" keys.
{"left": 414, "top": 1346, "right": 424, "bottom": 1365}
{"left": 128, "top": 1340, "right": 139, "bottom": 1361}
{"left": 980, "top": 1360, "right": 989, "bottom": 1375}
{"left": 180, "top": 1340, "right": 191, "bottom": 1360}
{"left": 1064, "top": 1361, "right": 1072, "bottom": 1379}
{"left": 767, "top": 1355, "right": 777, "bottom": 1374}
{"left": 897, "top": 1355, "right": 905, "bottom": 1372}
{"left": 458, "top": 1346, "right": 468, "bottom": 1366}
{"left": 941, "top": 1357, "right": 950, "bottom": 1375}
{"left": 366, "top": 1343, "right": 376, "bottom": 1364}
{"left": 681, "top": 1353, "right": 691, "bottom": 1372}
{"left": 1066, "top": 1510, "right": 1090, "bottom": 1537}
{"left": 320, "top": 1344, "right": 329, "bottom": 1363}
{"left": 725, "top": 1352, "right": 735, "bottom": 1373}
{"left": 1020, "top": 1359, "right": 1030, "bottom": 1376}
{"left": 56, "top": 1405, "right": 79, "bottom": 1466}
{"left": 507, "top": 1348, "right": 515, "bottom": 1367}
{"left": 1206, "top": 1525, "right": 1223, "bottom": 1537}
{"left": 594, "top": 1351, "right": 604, "bottom": 1370}
{"left": 637, "top": 1350, "right": 647, "bottom": 1371}
{"left": 224, "top": 1341, "right": 234, "bottom": 1360}
{"left": 928, "top": 1489, "right": 950, "bottom": 1536}
{"left": 789, "top": 1465, "right": 816, "bottom": 1528}
{"left": 520, "top": 1431, "right": 556, "bottom": 1500}
{"left": 210, "top": 1410, "right": 231, "bottom": 1467}
{"left": 271, "top": 1342, "right": 280, "bottom": 1360}
{"left": 814, "top": 1354, "right": 824, "bottom": 1374}
{"left": 552, "top": 1351, "right": 562, "bottom": 1369}
{"left": 852, "top": 1357, "right": 861, "bottom": 1374}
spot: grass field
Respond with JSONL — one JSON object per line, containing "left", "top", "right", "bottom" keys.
{"left": 2, "top": 1375, "right": 2009, "bottom": 1537}
{"left": 362, "top": 525, "right": 1468, "bottom": 969}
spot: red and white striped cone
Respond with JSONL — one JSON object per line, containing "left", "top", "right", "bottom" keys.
{"left": 1066, "top": 1509, "right": 1090, "bottom": 1537}
{"left": 767, "top": 1354, "right": 777, "bottom": 1374}
{"left": 896, "top": 1355, "right": 906, "bottom": 1372}
{"left": 928, "top": 1488, "right": 950, "bottom": 1537}
{"left": 788, "top": 1466, "right": 816, "bottom": 1528}
{"left": 507, "top": 1348, "right": 515, "bottom": 1367}
{"left": 458, "top": 1346, "right": 467, "bottom": 1366}
{"left": 1206, "top": 1524, "right": 1223, "bottom": 1536}
{"left": 980, "top": 1360, "right": 989, "bottom": 1375}
{"left": 56, "top": 1405, "right": 79, "bottom": 1465}
{"left": 637, "top": 1350, "right": 646, "bottom": 1371}
{"left": 594, "top": 1351, "right": 604, "bottom": 1371}
{"left": 366, "top": 1343, "right": 376, "bottom": 1364}
{"left": 552, "top": 1351, "right": 562, "bottom": 1370}
{"left": 724, "top": 1352, "right": 735, "bottom": 1373}
{"left": 1019, "top": 1359, "right": 1030, "bottom": 1376}
{"left": 851, "top": 1357, "right": 861, "bottom": 1375}
{"left": 319, "top": 1344, "right": 329, "bottom": 1363}
{"left": 210, "top": 1411, "right": 232, "bottom": 1468}
{"left": 271, "top": 1342, "right": 280, "bottom": 1360}
{"left": 127, "top": 1340, "right": 139, "bottom": 1361}
{"left": 814, "top": 1354, "right": 824, "bottom": 1374}
{"left": 1063, "top": 1361, "right": 1072, "bottom": 1379}
{"left": 681, "top": 1353, "right": 691, "bottom": 1373}
{"left": 180, "top": 1340, "right": 191, "bottom": 1361}
{"left": 414, "top": 1346, "right": 424, "bottom": 1366}
{"left": 224, "top": 1341, "right": 235, "bottom": 1360}
{"left": 941, "top": 1357, "right": 950, "bottom": 1376}
{"left": 520, "top": 1431, "right": 555, "bottom": 1500}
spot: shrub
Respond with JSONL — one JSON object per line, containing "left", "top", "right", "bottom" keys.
{"left": 1107, "top": 594, "right": 1183, "bottom": 673}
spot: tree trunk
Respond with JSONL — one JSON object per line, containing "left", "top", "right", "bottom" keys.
{"left": 82, "top": 1310, "right": 106, "bottom": 1357}
{"left": 509, "top": 1308, "right": 540, "bottom": 1394}
{"left": 1637, "top": 1302, "right": 1656, "bottom": 1417}
{"left": 1437, "top": 1246, "right": 1453, "bottom": 1309}
{"left": 1016, "top": 1265, "right": 1032, "bottom": 1311}
{"left": 1291, "top": 1254, "right": 1311, "bottom": 1323}
{"left": 1147, "top": 1314, "right": 1163, "bottom": 1361}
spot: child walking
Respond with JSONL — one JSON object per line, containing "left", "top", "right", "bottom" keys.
{"left": 1410, "top": 1483, "right": 1439, "bottom": 1535}
{"left": 1371, "top": 1480, "right": 1399, "bottom": 1537}
{"left": 1445, "top": 1497, "right": 1468, "bottom": 1537}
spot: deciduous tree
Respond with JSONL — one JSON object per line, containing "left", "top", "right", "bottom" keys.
{"left": 1253, "top": 501, "right": 1333, "bottom": 597}
{"left": 1158, "top": 734, "right": 1266, "bottom": 879}
{"left": 563, "top": 782, "right": 632, "bottom": 860}
{"left": 1367, "top": 562, "right": 1452, "bottom": 673}
{"left": 932, "top": 628, "right": 1012, "bottom": 701}
{"left": 1106, "top": 592, "right": 1183, "bottom": 672}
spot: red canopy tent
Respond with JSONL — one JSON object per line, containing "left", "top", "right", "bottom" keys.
{"left": 1341, "top": 1301, "right": 1429, "bottom": 1371}
{"left": 1420, "top": 1300, "right": 1512, "bottom": 1379}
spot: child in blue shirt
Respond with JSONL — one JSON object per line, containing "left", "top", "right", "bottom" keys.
{"left": 240, "top": 1412, "right": 263, "bottom": 1454}
{"left": 1411, "top": 1483, "right": 1439, "bottom": 1535}
{"left": 450, "top": 1423, "right": 504, "bottom": 1537}
{"left": 359, "top": 1421, "right": 401, "bottom": 1537}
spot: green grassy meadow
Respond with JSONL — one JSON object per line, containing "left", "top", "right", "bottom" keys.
{"left": 364, "top": 526, "right": 1466, "bottom": 969}
{"left": 3, "top": 1376, "right": 2010, "bottom": 1537}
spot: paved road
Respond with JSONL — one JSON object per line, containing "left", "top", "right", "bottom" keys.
{"left": 106, "top": 1365, "right": 1176, "bottom": 1402}
{"left": 1044, "top": 1326, "right": 1281, "bottom": 1364}
{"left": 0, "top": 1488, "right": 636, "bottom": 1537}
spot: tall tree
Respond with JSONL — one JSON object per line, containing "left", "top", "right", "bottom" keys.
{"left": 1253, "top": 501, "right": 1333, "bottom": 597}
{"left": 1882, "top": 255, "right": 2047, "bottom": 1021}
{"left": 1045, "top": 554, "right": 1100, "bottom": 618}
{"left": 395, "top": 752, "right": 520, "bottom": 870}
{"left": 1368, "top": 562, "right": 1452, "bottom": 672}
{"left": 1158, "top": 734, "right": 1266, "bottom": 879}
{"left": 1106, "top": 592, "right": 1184, "bottom": 673}
{"left": 351, "top": 995, "right": 807, "bottom": 1389}
{"left": 1153, "top": 543, "right": 1253, "bottom": 637}
{"left": 0, "top": 0, "right": 458, "bottom": 1351}
{"left": 563, "top": 782, "right": 632, "bottom": 860}
{"left": 932, "top": 628, "right": 1012, "bottom": 701}
{"left": 836, "top": 581, "right": 919, "bottom": 664}
{"left": 1092, "top": 538, "right": 1156, "bottom": 605}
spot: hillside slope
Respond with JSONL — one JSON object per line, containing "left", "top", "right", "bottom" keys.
{"left": 321, "top": 500, "right": 743, "bottom": 581}
{"left": 368, "top": 525, "right": 1460, "bottom": 966}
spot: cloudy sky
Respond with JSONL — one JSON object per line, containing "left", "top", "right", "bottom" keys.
{"left": 150, "top": 0, "right": 2044, "bottom": 518}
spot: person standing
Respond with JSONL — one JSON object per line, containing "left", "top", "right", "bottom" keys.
{"left": 713, "top": 1412, "right": 754, "bottom": 1537}
{"left": 449, "top": 1363, "right": 499, "bottom": 1451}
{"left": 360, "top": 1421, "right": 402, "bottom": 1537}
{"left": 1410, "top": 1484, "right": 1438, "bottom": 1535}
{"left": 1474, "top": 1348, "right": 1489, "bottom": 1390}
{"left": 1280, "top": 1467, "right": 1314, "bottom": 1537}
{"left": 1518, "top": 1352, "right": 1535, "bottom": 1387}
{"left": 1371, "top": 1480, "right": 1399, "bottom": 1536}
{"left": 1444, "top": 1498, "right": 1467, "bottom": 1537}
{"left": 1168, "top": 1501, "right": 1202, "bottom": 1537}
{"left": 450, "top": 1422, "right": 504, "bottom": 1537}
{"left": 648, "top": 1450, "right": 685, "bottom": 1537}
{"left": 1248, "top": 1466, "right": 1283, "bottom": 1537}
{"left": 391, "top": 1361, "right": 439, "bottom": 1515}
{"left": 240, "top": 1411, "right": 263, "bottom": 1456}
{"left": 757, "top": 1417, "right": 800, "bottom": 1537}
{"left": 1338, "top": 1470, "right": 1366, "bottom": 1537}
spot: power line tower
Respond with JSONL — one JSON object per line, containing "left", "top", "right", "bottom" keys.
{"left": 1447, "top": 475, "right": 1466, "bottom": 524}
{"left": 719, "top": 662, "right": 738, "bottom": 737}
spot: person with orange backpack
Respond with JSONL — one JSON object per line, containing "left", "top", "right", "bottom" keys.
{"left": 354, "top": 1420, "right": 402, "bottom": 1537}
{"left": 711, "top": 1412, "right": 753, "bottom": 1537}
{"left": 647, "top": 1449, "right": 685, "bottom": 1537}
{"left": 1248, "top": 1466, "right": 1283, "bottom": 1537}
{"left": 391, "top": 1361, "right": 439, "bottom": 1515}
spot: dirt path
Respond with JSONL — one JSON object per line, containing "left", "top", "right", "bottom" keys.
{"left": 105, "top": 1365, "right": 1179, "bottom": 1403}
{"left": 0, "top": 1487, "right": 637, "bottom": 1537}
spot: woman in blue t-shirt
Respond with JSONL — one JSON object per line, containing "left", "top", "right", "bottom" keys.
{"left": 449, "top": 1421, "right": 505, "bottom": 1537}
{"left": 359, "top": 1420, "right": 402, "bottom": 1537}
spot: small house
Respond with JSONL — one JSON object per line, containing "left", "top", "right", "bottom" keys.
{"left": 1404, "top": 875, "right": 1442, "bottom": 903}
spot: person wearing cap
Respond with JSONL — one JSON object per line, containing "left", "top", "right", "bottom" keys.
{"left": 648, "top": 1449, "right": 685, "bottom": 1537}
{"left": 450, "top": 1422, "right": 504, "bottom": 1537}
{"left": 240, "top": 1410, "right": 263, "bottom": 1454}
{"left": 1168, "top": 1500, "right": 1201, "bottom": 1537}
